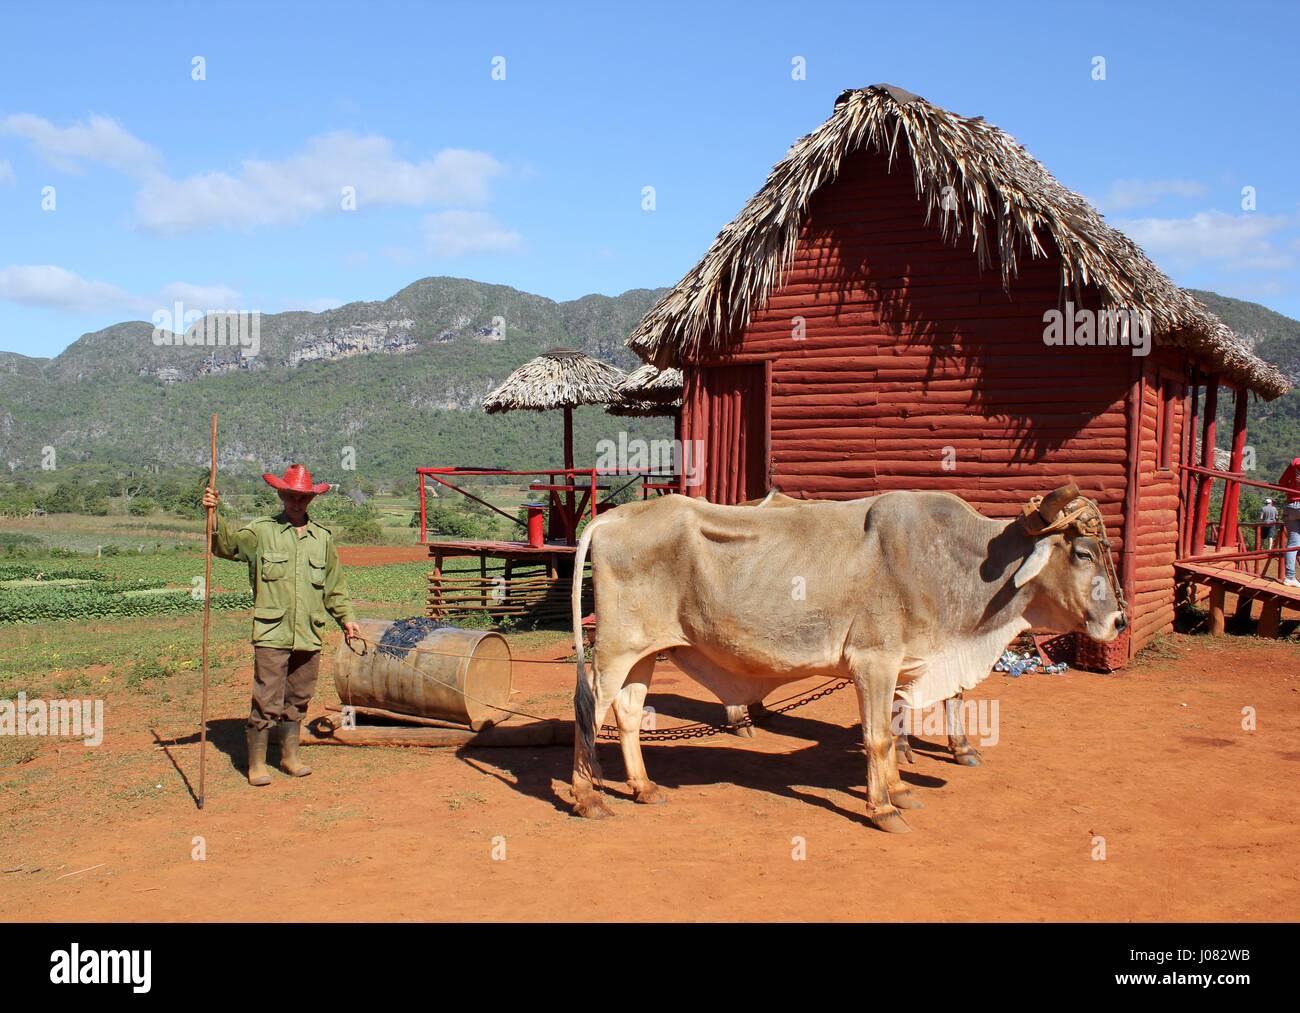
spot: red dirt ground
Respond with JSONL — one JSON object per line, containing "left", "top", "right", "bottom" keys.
{"left": 337, "top": 545, "right": 429, "bottom": 565}
{"left": 3, "top": 633, "right": 1298, "bottom": 922}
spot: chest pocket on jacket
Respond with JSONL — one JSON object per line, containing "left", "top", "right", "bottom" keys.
{"left": 307, "top": 552, "right": 327, "bottom": 589}
{"left": 261, "top": 552, "right": 290, "bottom": 581}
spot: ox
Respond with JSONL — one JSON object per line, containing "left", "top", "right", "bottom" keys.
{"left": 734, "top": 491, "right": 983, "bottom": 766}
{"left": 570, "top": 483, "right": 1125, "bottom": 832}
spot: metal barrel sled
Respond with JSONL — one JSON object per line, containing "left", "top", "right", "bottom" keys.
{"left": 334, "top": 617, "right": 512, "bottom": 730}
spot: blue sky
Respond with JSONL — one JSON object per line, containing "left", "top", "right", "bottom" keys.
{"left": 2, "top": 0, "right": 1297, "bottom": 359}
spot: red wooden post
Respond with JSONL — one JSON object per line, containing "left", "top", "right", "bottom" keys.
{"left": 1191, "top": 378, "right": 1218, "bottom": 555}
{"left": 1258, "top": 600, "right": 1282, "bottom": 638}
{"left": 1208, "top": 584, "right": 1226, "bottom": 636}
{"left": 418, "top": 471, "right": 428, "bottom": 543}
{"left": 1179, "top": 368, "right": 1200, "bottom": 558}
{"left": 672, "top": 381, "right": 687, "bottom": 494}
{"left": 682, "top": 366, "right": 703, "bottom": 498}
{"left": 763, "top": 359, "right": 774, "bottom": 495}
{"left": 430, "top": 551, "right": 444, "bottom": 618}
{"left": 1217, "top": 386, "right": 1249, "bottom": 552}
{"left": 563, "top": 405, "right": 576, "bottom": 538}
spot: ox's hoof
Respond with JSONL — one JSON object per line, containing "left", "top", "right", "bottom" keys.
{"left": 895, "top": 735, "right": 917, "bottom": 765}
{"left": 726, "top": 704, "right": 756, "bottom": 736}
{"left": 633, "top": 784, "right": 668, "bottom": 805}
{"left": 867, "top": 807, "right": 912, "bottom": 834}
{"left": 889, "top": 788, "right": 924, "bottom": 810}
{"left": 574, "top": 795, "right": 615, "bottom": 820}
{"left": 952, "top": 748, "right": 982, "bottom": 767}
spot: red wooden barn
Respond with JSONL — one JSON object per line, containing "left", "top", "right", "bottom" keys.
{"left": 627, "top": 85, "right": 1291, "bottom": 668}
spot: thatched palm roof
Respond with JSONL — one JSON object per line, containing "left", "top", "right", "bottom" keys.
{"left": 616, "top": 363, "right": 684, "bottom": 401}
{"left": 607, "top": 397, "right": 682, "bottom": 417}
{"left": 607, "top": 364, "right": 684, "bottom": 416}
{"left": 627, "top": 84, "right": 1289, "bottom": 400}
{"left": 481, "top": 349, "right": 626, "bottom": 413}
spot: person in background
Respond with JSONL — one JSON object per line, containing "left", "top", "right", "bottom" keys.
{"left": 1279, "top": 457, "right": 1300, "bottom": 589}
{"left": 1259, "top": 498, "right": 1279, "bottom": 551}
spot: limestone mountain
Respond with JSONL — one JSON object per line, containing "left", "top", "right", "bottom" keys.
{"left": 0, "top": 278, "right": 670, "bottom": 482}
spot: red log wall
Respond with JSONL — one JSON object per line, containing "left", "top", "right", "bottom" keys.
{"left": 683, "top": 147, "right": 1192, "bottom": 662}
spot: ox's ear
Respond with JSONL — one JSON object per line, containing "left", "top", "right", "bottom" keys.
{"left": 1013, "top": 538, "right": 1054, "bottom": 588}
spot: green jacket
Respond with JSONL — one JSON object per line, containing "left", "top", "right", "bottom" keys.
{"left": 211, "top": 513, "right": 356, "bottom": 650}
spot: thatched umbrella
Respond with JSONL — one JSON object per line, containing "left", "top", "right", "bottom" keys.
{"left": 481, "top": 348, "right": 626, "bottom": 475}
{"left": 607, "top": 364, "right": 683, "bottom": 417}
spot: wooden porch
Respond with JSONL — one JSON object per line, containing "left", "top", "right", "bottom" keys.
{"left": 1174, "top": 366, "right": 1299, "bottom": 639}
{"left": 1175, "top": 558, "right": 1300, "bottom": 637}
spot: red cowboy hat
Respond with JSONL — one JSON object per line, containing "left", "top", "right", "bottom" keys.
{"left": 262, "top": 464, "right": 331, "bottom": 495}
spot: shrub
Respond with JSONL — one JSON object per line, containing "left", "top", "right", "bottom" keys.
{"left": 41, "top": 483, "right": 83, "bottom": 514}
{"left": 423, "top": 505, "right": 490, "bottom": 539}
{"left": 128, "top": 497, "right": 158, "bottom": 516}
{"left": 337, "top": 516, "right": 383, "bottom": 544}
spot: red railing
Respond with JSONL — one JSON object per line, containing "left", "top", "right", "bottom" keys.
{"left": 416, "top": 466, "right": 683, "bottom": 546}
{"left": 1177, "top": 463, "right": 1298, "bottom": 575}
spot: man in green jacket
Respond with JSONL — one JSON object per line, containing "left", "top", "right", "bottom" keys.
{"left": 203, "top": 464, "right": 362, "bottom": 786}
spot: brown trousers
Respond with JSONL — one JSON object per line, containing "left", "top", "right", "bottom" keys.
{"left": 249, "top": 647, "right": 321, "bottom": 729}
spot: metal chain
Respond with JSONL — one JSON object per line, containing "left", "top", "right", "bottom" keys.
{"left": 597, "top": 677, "right": 852, "bottom": 742}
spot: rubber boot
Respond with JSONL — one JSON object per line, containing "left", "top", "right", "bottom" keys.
{"left": 246, "top": 726, "right": 272, "bottom": 787}
{"left": 278, "top": 720, "right": 312, "bottom": 777}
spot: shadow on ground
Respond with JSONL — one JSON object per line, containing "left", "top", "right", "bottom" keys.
{"left": 459, "top": 691, "right": 956, "bottom": 827}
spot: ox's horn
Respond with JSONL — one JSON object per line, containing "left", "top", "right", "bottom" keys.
{"left": 1038, "top": 482, "right": 1080, "bottom": 523}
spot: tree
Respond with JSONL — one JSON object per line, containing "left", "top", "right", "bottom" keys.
{"left": 42, "top": 483, "right": 83, "bottom": 514}
{"left": 128, "top": 496, "right": 158, "bottom": 516}
{"left": 0, "top": 485, "right": 38, "bottom": 518}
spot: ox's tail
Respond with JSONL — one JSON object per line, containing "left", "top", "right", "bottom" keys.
{"left": 571, "top": 515, "right": 605, "bottom": 782}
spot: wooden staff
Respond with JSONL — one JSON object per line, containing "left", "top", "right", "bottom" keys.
{"left": 198, "top": 413, "right": 217, "bottom": 809}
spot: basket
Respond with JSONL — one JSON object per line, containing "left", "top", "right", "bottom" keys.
{"left": 1073, "top": 629, "right": 1130, "bottom": 673}
{"left": 1031, "top": 633, "right": 1076, "bottom": 666}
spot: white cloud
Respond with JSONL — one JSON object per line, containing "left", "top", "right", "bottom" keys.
{"left": 421, "top": 210, "right": 523, "bottom": 257}
{"left": 134, "top": 132, "right": 508, "bottom": 234}
{"left": 1115, "top": 211, "right": 1296, "bottom": 271}
{"left": 1099, "top": 178, "right": 1208, "bottom": 212}
{"left": 0, "top": 265, "right": 247, "bottom": 318}
{"left": 0, "top": 265, "right": 136, "bottom": 313}
{"left": 157, "top": 282, "right": 244, "bottom": 310}
{"left": 2, "top": 115, "right": 521, "bottom": 249}
{"left": 0, "top": 160, "right": 14, "bottom": 186}
{"left": 0, "top": 113, "right": 160, "bottom": 177}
